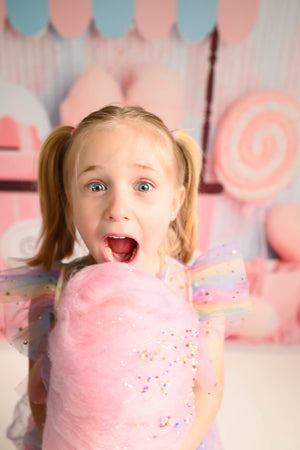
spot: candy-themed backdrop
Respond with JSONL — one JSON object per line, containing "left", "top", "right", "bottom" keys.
{"left": 0, "top": 0, "right": 300, "bottom": 346}
{"left": 1, "top": 2, "right": 300, "bottom": 450}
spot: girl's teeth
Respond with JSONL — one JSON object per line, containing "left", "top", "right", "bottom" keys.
{"left": 110, "top": 236, "right": 126, "bottom": 239}
{"left": 105, "top": 247, "right": 114, "bottom": 262}
{"left": 130, "top": 246, "right": 137, "bottom": 261}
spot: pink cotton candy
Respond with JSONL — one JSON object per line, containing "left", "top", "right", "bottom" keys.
{"left": 43, "top": 262, "right": 199, "bottom": 450}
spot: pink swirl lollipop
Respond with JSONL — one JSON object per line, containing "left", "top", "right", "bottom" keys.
{"left": 213, "top": 91, "right": 300, "bottom": 202}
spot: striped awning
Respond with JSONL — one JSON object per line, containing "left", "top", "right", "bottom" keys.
{"left": 0, "top": 0, "right": 260, "bottom": 42}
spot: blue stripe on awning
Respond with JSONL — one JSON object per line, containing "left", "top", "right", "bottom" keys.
{"left": 6, "top": 0, "right": 48, "bottom": 36}
{"left": 93, "top": 0, "right": 134, "bottom": 39}
{"left": 177, "top": 0, "right": 218, "bottom": 42}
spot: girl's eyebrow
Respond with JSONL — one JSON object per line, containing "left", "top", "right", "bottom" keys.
{"left": 79, "top": 163, "right": 157, "bottom": 177}
{"left": 133, "top": 163, "right": 157, "bottom": 172}
{"left": 78, "top": 165, "right": 102, "bottom": 177}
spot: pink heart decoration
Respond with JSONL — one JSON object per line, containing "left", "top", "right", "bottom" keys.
{"left": 60, "top": 64, "right": 184, "bottom": 130}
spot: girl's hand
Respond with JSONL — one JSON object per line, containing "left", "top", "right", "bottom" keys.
{"left": 29, "top": 355, "right": 48, "bottom": 437}
{"left": 180, "top": 319, "right": 225, "bottom": 449}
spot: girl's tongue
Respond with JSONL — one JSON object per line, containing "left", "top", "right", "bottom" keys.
{"left": 105, "top": 237, "right": 137, "bottom": 262}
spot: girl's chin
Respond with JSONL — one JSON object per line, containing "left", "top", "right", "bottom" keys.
{"left": 133, "top": 255, "right": 162, "bottom": 276}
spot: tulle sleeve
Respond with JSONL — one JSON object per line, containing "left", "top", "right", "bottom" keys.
{"left": 0, "top": 263, "right": 60, "bottom": 368}
{"left": 189, "top": 242, "right": 250, "bottom": 337}
{"left": 0, "top": 264, "right": 60, "bottom": 448}
{"left": 185, "top": 242, "right": 250, "bottom": 394}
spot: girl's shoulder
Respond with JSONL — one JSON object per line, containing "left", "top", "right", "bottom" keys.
{"left": 0, "top": 260, "right": 61, "bottom": 305}
{"left": 0, "top": 256, "right": 89, "bottom": 302}
{"left": 161, "top": 242, "right": 251, "bottom": 335}
{"left": 0, "top": 256, "right": 88, "bottom": 357}
{"left": 0, "top": 261, "right": 62, "bottom": 356}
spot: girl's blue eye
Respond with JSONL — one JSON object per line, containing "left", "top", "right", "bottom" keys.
{"left": 87, "top": 182, "right": 106, "bottom": 192}
{"left": 135, "top": 182, "right": 153, "bottom": 192}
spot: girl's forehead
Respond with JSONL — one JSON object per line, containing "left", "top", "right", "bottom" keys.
{"left": 77, "top": 122, "right": 174, "bottom": 167}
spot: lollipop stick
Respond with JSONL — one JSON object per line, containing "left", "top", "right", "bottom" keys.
{"left": 199, "top": 27, "right": 223, "bottom": 195}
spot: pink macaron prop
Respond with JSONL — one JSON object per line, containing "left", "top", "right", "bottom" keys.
{"left": 214, "top": 91, "right": 300, "bottom": 203}
{"left": 43, "top": 262, "right": 200, "bottom": 450}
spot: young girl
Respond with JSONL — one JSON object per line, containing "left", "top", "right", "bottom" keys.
{"left": 1, "top": 105, "right": 249, "bottom": 449}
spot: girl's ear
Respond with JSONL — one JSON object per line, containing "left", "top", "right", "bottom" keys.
{"left": 171, "top": 185, "right": 185, "bottom": 221}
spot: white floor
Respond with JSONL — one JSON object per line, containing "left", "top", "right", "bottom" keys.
{"left": 0, "top": 340, "right": 28, "bottom": 450}
{"left": 1, "top": 340, "right": 300, "bottom": 449}
{"left": 218, "top": 343, "right": 300, "bottom": 450}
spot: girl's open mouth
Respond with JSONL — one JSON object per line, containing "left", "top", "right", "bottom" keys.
{"left": 102, "top": 235, "right": 138, "bottom": 263}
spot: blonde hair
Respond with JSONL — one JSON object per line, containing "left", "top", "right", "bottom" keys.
{"left": 169, "top": 128, "right": 201, "bottom": 263}
{"left": 28, "top": 105, "right": 202, "bottom": 268}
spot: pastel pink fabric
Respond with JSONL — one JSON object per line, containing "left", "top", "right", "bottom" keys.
{"left": 43, "top": 262, "right": 199, "bottom": 449}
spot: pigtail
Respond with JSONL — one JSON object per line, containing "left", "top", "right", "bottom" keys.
{"left": 27, "top": 127, "right": 75, "bottom": 269}
{"left": 169, "top": 130, "right": 202, "bottom": 263}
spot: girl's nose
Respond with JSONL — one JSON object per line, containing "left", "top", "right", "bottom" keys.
{"left": 104, "top": 190, "right": 130, "bottom": 221}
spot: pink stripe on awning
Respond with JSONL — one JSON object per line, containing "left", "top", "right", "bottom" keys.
{"left": 135, "top": 0, "right": 176, "bottom": 41}
{"left": 0, "top": 0, "right": 5, "bottom": 27}
{"left": 1, "top": 0, "right": 260, "bottom": 42}
{"left": 50, "top": 0, "right": 92, "bottom": 39}
{"left": 217, "top": 0, "right": 260, "bottom": 42}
